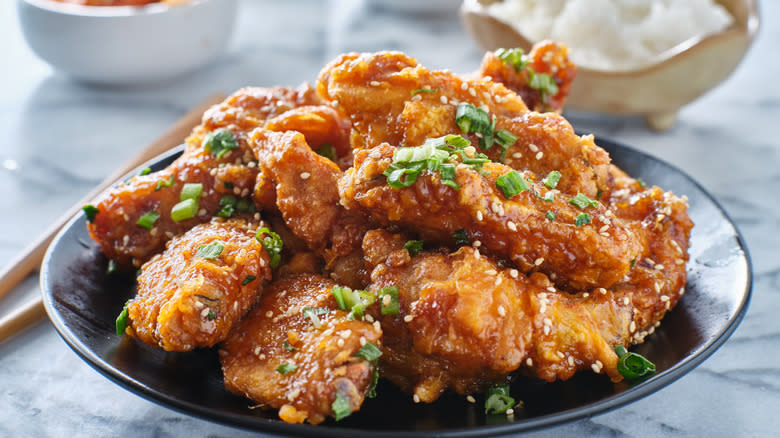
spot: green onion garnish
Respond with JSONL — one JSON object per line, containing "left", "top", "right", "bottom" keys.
{"left": 223, "top": 181, "right": 234, "bottom": 189}
{"left": 203, "top": 128, "right": 239, "bottom": 159}
{"left": 170, "top": 198, "right": 198, "bottom": 222}
{"left": 453, "top": 229, "right": 470, "bottom": 246}
{"left": 302, "top": 306, "right": 329, "bottom": 329}
{"left": 377, "top": 286, "right": 399, "bottom": 316}
{"left": 528, "top": 68, "right": 559, "bottom": 105}
{"left": 236, "top": 198, "right": 254, "bottom": 212}
{"left": 106, "top": 259, "right": 118, "bottom": 275}
{"left": 217, "top": 195, "right": 237, "bottom": 218}
{"left": 637, "top": 178, "right": 648, "bottom": 188}
{"left": 386, "top": 167, "right": 420, "bottom": 189}
{"left": 155, "top": 175, "right": 175, "bottom": 191}
{"left": 439, "top": 163, "right": 459, "bottom": 189}
{"left": 367, "top": 367, "right": 379, "bottom": 398}
{"left": 207, "top": 310, "right": 216, "bottom": 321}
{"left": 496, "top": 170, "right": 529, "bottom": 199}
{"left": 546, "top": 211, "right": 556, "bottom": 222}
{"left": 317, "top": 144, "right": 337, "bottom": 161}
{"left": 256, "top": 227, "right": 283, "bottom": 268}
{"left": 484, "top": 384, "right": 516, "bottom": 415}
{"left": 331, "top": 392, "right": 351, "bottom": 421}
{"left": 180, "top": 183, "right": 203, "bottom": 201}
{"left": 82, "top": 205, "right": 99, "bottom": 223}
{"left": 136, "top": 211, "right": 160, "bottom": 230}
{"left": 276, "top": 363, "right": 298, "bottom": 375}
{"left": 542, "top": 170, "right": 561, "bottom": 189}
{"left": 615, "top": 345, "right": 656, "bottom": 380}
{"left": 196, "top": 240, "right": 225, "bottom": 259}
{"left": 569, "top": 193, "right": 599, "bottom": 210}
{"left": 139, "top": 167, "right": 151, "bottom": 176}
{"left": 456, "top": 103, "right": 492, "bottom": 140}
{"left": 331, "top": 286, "right": 375, "bottom": 319}
{"left": 411, "top": 87, "right": 439, "bottom": 96}
{"left": 575, "top": 213, "right": 591, "bottom": 226}
{"left": 630, "top": 258, "right": 637, "bottom": 268}
{"left": 283, "top": 340, "right": 296, "bottom": 352}
{"left": 241, "top": 275, "right": 256, "bottom": 286}
{"left": 353, "top": 342, "right": 382, "bottom": 362}
{"left": 115, "top": 300, "right": 130, "bottom": 336}
{"left": 403, "top": 240, "right": 424, "bottom": 256}
{"left": 495, "top": 47, "right": 529, "bottom": 72}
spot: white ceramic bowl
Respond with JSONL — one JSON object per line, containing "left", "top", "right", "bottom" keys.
{"left": 18, "top": 0, "right": 237, "bottom": 84}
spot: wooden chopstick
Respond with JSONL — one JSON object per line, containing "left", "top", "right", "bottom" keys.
{"left": 0, "top": 92, "right": 226, "bottom": 343}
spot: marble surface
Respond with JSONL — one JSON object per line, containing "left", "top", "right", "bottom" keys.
{"left": 1, "top": 1, "right": 778, "bottom": 436}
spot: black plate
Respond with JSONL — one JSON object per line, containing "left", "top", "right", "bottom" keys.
{"left": 40, "top": 138, "right": 751, "bottom": 437}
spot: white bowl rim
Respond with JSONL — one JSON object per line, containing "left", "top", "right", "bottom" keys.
{"left": 20, "top": 0, "right": 213, "bottom": 17}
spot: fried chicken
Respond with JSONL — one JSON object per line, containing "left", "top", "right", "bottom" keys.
{"left": 125, "top": 217, "right": 273, "bottom": 351}
{"left": 362, "top": 229, "right": 633, "bottom": 402}
{"left": 316, "top": 50, "right": 610, "bottom": 198}
{"left": 339, "top": 143, "right": 641, "bottom": 289}
{"left": 220, "top": 274, "right": 382, "bottom": 424}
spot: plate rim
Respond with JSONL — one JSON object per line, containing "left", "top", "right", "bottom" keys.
{"left": 40, "top": 138, "right": 753, "bottom": 437}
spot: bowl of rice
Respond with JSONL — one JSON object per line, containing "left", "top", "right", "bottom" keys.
{"left": 461, "top": 0, "right": 759, "bottom": 130}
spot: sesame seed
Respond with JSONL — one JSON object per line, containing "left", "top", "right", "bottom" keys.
{"left": 440, "top": 96, "right": 448, "bottom": 104}
{"left": 403, "top": 314, "right": 414, "bottom": 323}
{"left": 660, "top": 295, "right": 670, "bottom": 302}
{"left": 506, "top": 409, "right": 514, "bottom": 415}
{"left": 461, "top": 82, "right": 468, "bottom": 90}
{"left": 498, "top": 305, "right": 506, "bottom": 317}
{"left": 247, "top": 161, "right": 257, "bottom": 168}
{"left": 198, "top": 208, "right": 207, "bottom": 216}
{"left": 233, "top": 301, "right": 239, "bottom": 311}
{"left": 411, "top": 94, "right": 422, "bottom": 102}
{"left": 413, "top": 394, "right": 421, "bottom": 403}
{"left": 599, "top": 225, "right": 609, "bottom": 233}
{"left": 583, "top": 292, "right": 589, "bottom": 298}
{"left": 382, "top": 294, "right": 392, "bottom": 306}
{"left": 526, "top": 358, "right": 533, "bottom": 366}
{"left": 528, "top": 144, "right": 539, "bottom": 153}
{"left": 623, "top": 297, "right": 630, "bottom": 305}
{"left": 365, "top": 314, "right": 374, "bottom": 323}
{"left": 485, "top": 269, "right": 497, "bottom": 276}
{"left": 543, "top": 325, "right": 550, "bottom": 335}
{"left": 675, "top": 258, "right": 685, "bottom": 265}
{"left": 209, "top": 169, "right": 217, "bottom": 176}
{"left": 233, "top": 187, "right": 241, "bottom": 195}
{"left": 507, "top": 221, "right": 517, "bottom": 231}
{"left": 330, "top": 100, "right": 339, "bottom": 107}
{"left": 598, "top": 288, "right": 607, "bottom": 295}
{"left": 254, "top": 212, "right": 261, "bottom": 220}
{"left": 630, "top": 321, "right": 636, "bottom": 333}
{"left": 509, "top": 269, "right": 518, "bottom": 278}
{"left": 556, "top": 351, "right": 565, "bottom": 359}
{"left": 600, "top": 232, "right": 610, "bottom": 237}
{"left": 150, "top": 227, "right": 158, "bottom": 236}
{"left": 200, "top": 308, "right": 210, "bottom": 318}
{"left": 466, "top": 395, "right": 476, "bottom": 403}
{"left": 535, "top": 151, "right": 544, "bottom": 160}
{"left": 512, "top": 152, "right": 522, "bottom": 158}
{"left": 469, "top": 88, "right": 477, "bottom": 97}
{"left": 373, "top": 321, "right": 381, "bottom": 332}
{"left": 300, "top": 172, "right": 311, "bottom": 180}
{"left": 337, "top": 338, "right": 345, "bottom": 347}
{"left": 591, "top": 363, "right": 601, "bottom": 373}
{"left": 241, "top": 188, "right": 249, "bottom": 197}
{"left": 568, "top": 356, "right": 575, "bottom": 366}
{"left": 265, "top": 311, "right": 273, "bottom": 318}
{"left": 122, "top": 235, "right": 130, "bottom": 246}
{"left": 655, "top": 264, "right": 665, "bottom": 271}
{"left": 370, "top": 80, "right": 380, "bottom": 86}
{"left": 546, "top": 286, "right": 556, "bottom": 293}
{"left": 473, "top": 240, "right": 482, "bottom": 247}
{"left": 534, "top": 257, "right": 544, "bottom": 266}
{"left": 165, "top": 231, "right": 175, "bottom": 239}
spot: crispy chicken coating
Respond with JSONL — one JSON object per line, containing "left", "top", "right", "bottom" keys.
{"left": 339, "top": 143, "right": 641, "bottom": 289}
{"left": 220, "top": 274, "right": 382, "bottom": 424}
{"left": 125, "top": 217, "right": 273, "bottom": 351}
{"left": 250, "top": 129, "right": 369, "bottom": 288}
{"left": 362, "top": 229, "right": 633, "bottom": 402}
{"left": 316, "top": 50, "right": 610, "bottom": 198}
{"left": 477, "top": 40, "right": 577, "bottom": 113}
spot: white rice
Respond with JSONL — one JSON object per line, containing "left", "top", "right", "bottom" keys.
{"left": 486, "top": 0, "right": 734, "bottom": 71}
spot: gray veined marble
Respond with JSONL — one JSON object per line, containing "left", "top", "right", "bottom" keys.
{"left": 1, "top": 0, "right": 779, "bottom": 437}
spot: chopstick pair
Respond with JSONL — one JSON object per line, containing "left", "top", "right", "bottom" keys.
{"left": 0, "top": 93, "right": 226, "bottom": 343}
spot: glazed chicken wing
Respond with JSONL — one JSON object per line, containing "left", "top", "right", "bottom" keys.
{"left": 220, "top": 274, "right": 382, "bottom": 424}
{"left": 125, "top": 217, "right": 273, "bottom": 351}
{"left": 339, "top": 143, "right": 641, "bottom": 289}
{"left": 316, "top": 50, "right": 610, "bottom": 198}
{"left": 362, "top": 229, "right": 633, "bottom": 402}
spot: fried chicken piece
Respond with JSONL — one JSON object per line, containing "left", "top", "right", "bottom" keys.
{"left": 220, "top": 274, "right": 382, "bottom": 424}
{"left": 362, "top": 229, "right": 633, "bottom": 402}
{"left": 125, "top": 217, "right": 273, "bottom": 351}
{"left": 316, "top": 50, "right": 610, "bottom": 198}
{"left": 477, "top": 41, "right": 577, "bottom": 113}
{"left": 87, "top": 86, "right": 322, "bottom": 267}
{"left": 339, "top": 144, "right": 641, "bottom": 289}
{"left": 250, "top": 129, "right": 369, "bottom": 289}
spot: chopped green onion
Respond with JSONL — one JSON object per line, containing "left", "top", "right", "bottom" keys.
{"left": 377, "top": 286, "right": 399, "bottom": 316}
{"left": 456, "top": 103, "right": 492, "bottom": 138}
{"left": 236, "top": 198, "right": 255, "bottom": 212}
{"left": 317, "top": 144, "right": 337, "bottom": 162}
{"left": 411, "top": 87, "right": 439, "bottom": 96}
{"left": 203, "top": 128, "right": 239, "bottom": 159}
{"left": 302, "top": 306, "right": 329, "bottom": 328}
{"left": 637, "top": 178, "right": 648, "bottom": 188}
{"left": 331, "top": 285, "right": 350, "bottom": 311}
{"left": 223, "top": 181, "right": 234, "bottom": 189}
{"left": 170, "top": 198, "right": 199, "bottom": 222}
{"left": 575, "top": 213, "right": 591, "bottom": 226}
{"left": 545, "top": 211, "right": 556, "bottom": 222}
{"left": 528, "top": 68, "right": 559, "bottom": 105}
{"left": 331, "top": 391, "right": 351, "bottom": 421}
{"left": 241, "top": 275, "right": 256, "bottom": 286}
{"left": 385, "top": 167, "right": 420, "bottom": 189}
{"left": 440, "top": 163, "right": 457, "bottom": 183}
{"left": 207, "top": 310, "right": 216, "bottom": 321}
{"left": 106, "top": 259, "right": 118, "bottom": 275}
{"left": 139, "top": 167, "right": 151, "bottom": 176}
{"left": 496, "top": 170, "right": 529, "bottom": 199}
{"left": 539, "top": 190, "right": 555, "bottom": 202}
{"left": 331, "top": 286, "right": 375, "bottom": 319}
{"left": 196, "top": 240, "right": 225, "bottom": 259}
{"left": 155, "top": 175, "right": 175, "bottom": 191}
{"left": 180, "top": 183, "right": 203, "bottom": 201}
{"left": 630, "top": 258, "right": 637, "bottom": 268}
{"left": 283, "top": 340, "right": 296, "bottom": 352}
{"left": 367, "top": 367, "right": 379, "bottom": 398}
{"left": 542, "top": 171, "right": 561, "bottom": 189}
{"left": 453, "top": 229, "right": 470, "bottom": 246}
{"left": 136, "top": 211, "right": 160, "bottom": 230}
{"left": 596, "top": 189, "right": 603, "bottom": 200}
{"left": 495, "top": 47, "right": 529, "bottom": 72}
{"left": 217, "top": 195, "right": 237, "bottom": 218}
{"left": 353, "top": 342, "right": 382, "bottom": 362}
{"left": 484, "top": 384, "right": 516, "bottom": 415}
{"left": 495, "top": 129, "right": 518, "bottom": 150}
{"left": 82, "top": 205, "right": 99, "bottom": 223}
{"left": 256, "top": 227, "right": 283, "bottom": 268}
{"left": 569, "top": 193, "right": 599, "bottom": 210}
{"left": 276, "top": 363, "right": 298, "bottom": 375}
{"left": 403, "top": 240, "right": 424, "bottom": 256}
{"left": 615, "top": 346, "right": 656, "bottom": 380}
{"left": 115, "top": 300, "right": 130, "bottom": 336}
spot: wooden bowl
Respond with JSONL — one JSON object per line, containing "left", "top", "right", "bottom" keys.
{"left": 461, "top": 0, "right": 759, "bottom": 130}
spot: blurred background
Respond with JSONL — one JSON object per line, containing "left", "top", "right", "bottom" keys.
{"left": 1, "top": 0, "right": 778, "bottom": 437}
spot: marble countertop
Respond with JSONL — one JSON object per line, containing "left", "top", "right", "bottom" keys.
{"left": 1, "top": 1, "right": 778, "bottom": 436}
